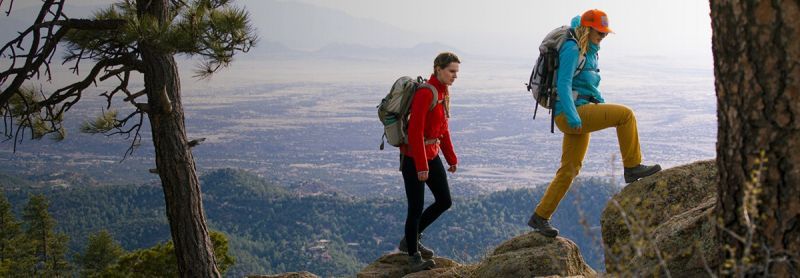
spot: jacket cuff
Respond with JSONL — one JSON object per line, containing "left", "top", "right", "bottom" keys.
{"left": 415, "top": 159, "right": 428, "bottom": 172}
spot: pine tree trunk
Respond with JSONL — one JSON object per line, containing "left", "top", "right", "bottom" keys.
{"left": 137, "top": 0, "right": 220, "bottom": 277}
{"left": 710, "top": 1, "right": 800, "bottom": 276}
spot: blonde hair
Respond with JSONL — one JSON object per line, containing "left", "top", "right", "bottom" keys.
{"left": 575, "top": 26, "right": 591, "bottom": 57}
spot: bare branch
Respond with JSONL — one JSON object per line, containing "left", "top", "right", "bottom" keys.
{"left": 38, "top": 56, "right": 135, "bottom": 109}
{"left": 10, "top": 17, "right": 125, "bottom": 34}
{"left": 123, "top": 89, "right": 146, "bottom": 102}
{"left": 99, "top": 66, "right": 134, "bottom": 81}
{"left": 100, "top": 71, "right": 131, "bottom": 109}
{"left": 0, "top": 0, "right": 66, "bottom": 105}
{"left": 57, "top": 18, "right": 127, "bottom": 31}
{"left": 1, "top": 7, "right": 127, "bottom": 107}
{"left": 134, "top": 103, "right": 151, "bottom": 113}
{"left": 1, "top": 0, "right": 15, "bottom": 16}
{"left": 106, "top": 109, "right": 144, "bottom": 152}
{"left": 188, "top": 137, "right": 205, "bottom": 148}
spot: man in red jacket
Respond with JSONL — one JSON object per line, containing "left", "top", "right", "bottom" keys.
{"left": 397, "top": 52, "right": 460, "bottom": 273}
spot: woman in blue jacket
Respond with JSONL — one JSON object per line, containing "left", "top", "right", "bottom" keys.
{"left": 528, "top": 9, "right": 662, "bottom": 237}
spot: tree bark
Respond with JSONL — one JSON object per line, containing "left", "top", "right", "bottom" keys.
{"left": 711, "top": 1, "right": 800, "bottom": 276}
{"left": 137, "top": 0, "right": 220, "bottom": 277}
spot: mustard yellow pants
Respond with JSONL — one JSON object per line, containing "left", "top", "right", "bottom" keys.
{"left": 535, "top": 103, "right": 642, "bottom": 219}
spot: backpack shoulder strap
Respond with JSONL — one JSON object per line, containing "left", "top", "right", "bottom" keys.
{"left": 418, "top": 83, "right": 438, "bottom": 111}
{"left": 561, "top": 28, "right": 587, "bottom": 77}
{"left": 561, "top": 27, "right": 579, "bottom": 48}
{"left": 574, "top": 55, "right": 587, "bottom": 77}
{"left": 566, "top": 27, "right": 578, "bottom": 40}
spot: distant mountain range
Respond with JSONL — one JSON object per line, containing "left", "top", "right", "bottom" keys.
{"left": 250, "top": 40, "right": 461, "bottom": 60}
{"left": 241, "top": 0, "right": 431, "bottom": 51}
{"left": 1, "top": 1, "right": 460, "bottom": 61}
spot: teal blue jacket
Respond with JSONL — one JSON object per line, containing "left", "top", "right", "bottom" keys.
{"left": 554, "top": 15, "right": 605, "bottom": 129}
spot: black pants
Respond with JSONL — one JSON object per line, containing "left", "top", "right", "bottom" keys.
{"left": 402, "top": 155, "right": 452, "bottom": 255}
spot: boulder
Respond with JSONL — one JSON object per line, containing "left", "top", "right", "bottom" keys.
{"left": 356, "top": 252, "right": 461, "bottom": 278}
{"left": 358, "top": 232, "right": 597, "bottom": 278}
{"left": 247, "top": 271, "right": 319, "bottom": 278}
{"left": 404, "top": 265, "right": 478, "bottom": 278}
{"left": 472, "top": 232, "right": 597, "bottom": 277}
{"left": 601, "top": 160, "right": 719, "bottom": 276}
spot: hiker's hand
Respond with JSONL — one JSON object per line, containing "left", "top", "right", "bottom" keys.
{"left": 448, "top": 165, "right": 457, "bottom": 173}
{"left": 417, "top": 171, "right": 429, "bottom": 181}
{"left": 573, "top": 125, "right": 582, "bottom": 133}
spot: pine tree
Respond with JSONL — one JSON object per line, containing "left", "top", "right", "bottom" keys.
{"left": 46, "top": 233, "right": 71, "bottom": 276}
{"left": 105, "top": 231, "right": 235, "bottom": 276}
{"left": 76, "top": 230, "right": 126, "bottom": 278}
{"left": 20, "top": 194, "right": 71, "bottom": 276}
{"left": 0, "top": 1, "right": 256, "bottom": 277}
{"left": 0, "top": 192, "right": 22, "bottom": 276}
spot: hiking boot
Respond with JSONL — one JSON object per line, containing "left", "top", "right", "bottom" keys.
{"left": 408, "top": 252, "right": 435, "bottom": 273}
{"left": 398, "top": 234, "right": 434, "bottom": 259}
{"left": 624, "top": 164, "right": 662, "bottom": 183}
{"left": 527, "top": 213, "right": 559, "bottom": 238}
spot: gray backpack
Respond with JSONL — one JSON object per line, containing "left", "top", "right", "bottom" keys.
{"left": 378, "top": 76, "right": 438, "bottom": 150}
{"left": 526, "top": 25, "right": 586, "bottom": 133}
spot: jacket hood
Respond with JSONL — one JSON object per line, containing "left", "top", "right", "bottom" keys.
{"left": 570, "top": 15, "right": 581, "bottom": 29}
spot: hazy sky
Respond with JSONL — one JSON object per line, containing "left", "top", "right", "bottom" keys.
{"left": 289, "top": 0, "right": 712, "bottom": 57}
{"left": 7, "top": 0, "right": 713, "bottom": 61}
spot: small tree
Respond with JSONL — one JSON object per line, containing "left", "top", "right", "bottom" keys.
{"left": 0, "top": 191, "right": 22, "bottom": 276}
{"left": 76, "top": 230, "right": 126, "bottom": 278}
{"left": 105, "top": 231, "right": 235, "bottom": 276}
{"left": 21, "top": 194, "right": 71, "bottom": 276}
{"left": 0, "top": 1, "right": 256, "bottom": 277}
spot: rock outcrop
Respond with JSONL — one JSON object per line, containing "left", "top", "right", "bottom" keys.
{"left": 601, "top": 160, "right": 719, "bottom": 276}
{"left": 357, "top": 253, "right": 463, "bottom": 278}
{"left": 471, "top": 232, "right": 597, "bottom": 277}
{"left": 248, "top": 271, "right": 319, "bottom": 278}
{"left": 357, "top": 232, "right": 596, "bottom": 278}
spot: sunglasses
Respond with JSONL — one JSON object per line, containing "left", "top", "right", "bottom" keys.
{"left": 594, "top": 29, "right": 608, "bottom": 37}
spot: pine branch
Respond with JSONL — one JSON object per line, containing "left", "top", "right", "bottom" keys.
{"left": 170, "top": 1, "right": 257, "bottom": 79}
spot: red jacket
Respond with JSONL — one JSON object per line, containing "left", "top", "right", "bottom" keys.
{"left": 400, "top": 74, "right": 458, "bottom": 172}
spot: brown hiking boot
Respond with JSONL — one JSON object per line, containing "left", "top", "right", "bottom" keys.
{"left": 624, "top": 164, "right": 662, "bottom": 183}
{"left": 527, "top": 213, "right": 559, "bottom": 238}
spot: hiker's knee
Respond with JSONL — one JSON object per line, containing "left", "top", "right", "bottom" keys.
{"left": 407, "top": 204, "right": 424, "bottom": 217}
{"left": 568, "top": 167, "right": 582, "bottom": 178}
{"left": 617, "top": 104, "right": 635, "bottom": 122}
{"left": 558, "top": 162, "right": 582, "bottom": 178}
